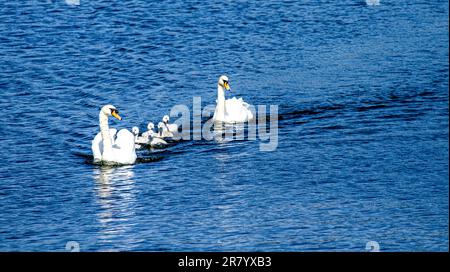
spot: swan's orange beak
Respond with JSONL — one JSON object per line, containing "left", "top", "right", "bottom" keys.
{"left": 112, "top": 111, "right": 122, "bottom": 120}
{"left": 223, "top": 81, "right": 231, "bottom": 91}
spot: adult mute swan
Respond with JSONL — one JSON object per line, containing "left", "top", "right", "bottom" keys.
{"left": 212, "top": 75, "right": 253, "bottom": 123}
{"left": 91, "top": 105, "right": 136, "bottom": 165}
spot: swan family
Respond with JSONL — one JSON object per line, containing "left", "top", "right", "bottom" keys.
{"left": 91, "top": 75, "right": 253, "bottom": 165}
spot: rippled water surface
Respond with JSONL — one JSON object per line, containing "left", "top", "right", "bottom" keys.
{"left": 0, "top": 0, "right": 448, "bottom": 251}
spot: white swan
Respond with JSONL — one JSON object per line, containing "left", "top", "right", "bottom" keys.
{"left": 92, "top": 128, "right": 117, "bottom": 159}
{"left": 157, "top": 121, "right": 174, "bottom": 138}
{"left": 150, "top": 135, "right": 168, "bottom": 148}
{"left": 141, "top": 122, "right": 155, "bottom": 139}
{"left": 131, "top": 126, "right": 149, "bottom": 149}
{"left": 162, "top": 115, "right": 178, "bottom": 133}
{"left": 212, "top": 75, "right": 253, "bottom": 123}
{"left": 91, "top": 105, "right": 136, "bottom": 165}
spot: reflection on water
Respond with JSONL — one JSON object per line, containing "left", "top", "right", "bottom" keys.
{"left": 0, "top": 0, "right": 447, "bottom": 251}
{"left": 213, "top": 122, "right": 247, "bottom": 144}
{"left": 211, "top": 151, "right": 253, "bottom": 248}
{"left": 93, "top": 166, "right": 138, "bottom": 251}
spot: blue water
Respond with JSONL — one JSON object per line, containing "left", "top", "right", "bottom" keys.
{"left": 0, "top": 0, "right": 448, "bottom": 252}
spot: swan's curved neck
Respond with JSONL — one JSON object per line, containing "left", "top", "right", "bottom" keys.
{"left": 216, "top": 84, "right": 226, "bottom": 120}
{"left": 99, "top": 112, "right": 113, "bottom": 156}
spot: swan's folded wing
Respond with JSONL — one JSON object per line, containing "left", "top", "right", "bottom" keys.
{"left": 224, "top": 97, "right": 240, "bottom": 109}
{"left": 113, "top": 129, "right": 137, "bottom": 164}
{"left": 115, "top": 129, "right": 135, "bottom": 151}
{"left": 135, "top": 136, "right": 149, "bottom": 145}
{"left": 224, "top": 97, "right": 253, "bottom": 122}
{"left": 226, "top": 97, "right": 249, "bottom": 107}
{"left": 168, "top": 123, "right": 178, "bottom": 133}
{"left": 150, "top": 137, "right": 167, "bottom": 147}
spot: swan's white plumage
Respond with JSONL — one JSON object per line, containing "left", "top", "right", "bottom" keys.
{"left": 136, "top": 122, "right": 168, "bottom": 147}
{"left": 131, "top": 126, "right": 149, "bottom": 148}
{"left": 149, "top": 123, "right": 168, "bottom": 147}
{"left": 150, "top": 136, "right": 168, "bottom": 147}
{"left": 91, "top": 105, "right": 136, "bottom": 165}
{"left": 157, "top": 121, "right": 174, "bottom": 138}
{"left": 162, "top": 115, "right": 178, "bottom": 133}
{"left": 141, "top": 122, "right": 155, "bottom": 140}
{"left": 114, "top": 129, "right": 137, "bottom": 152}
{"left": 92, "top": 128, "right": 117, "bottom": 161}
{"left": 222, "top": 97, "right": 253, "bottom": 123}
{"left": 212, "top": 75, "right": 253, "bottom": 123}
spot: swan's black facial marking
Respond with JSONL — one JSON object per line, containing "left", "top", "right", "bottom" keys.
{"left": 220, "top": 80, "right": 229, "bottom": 88}
{"left": 109, "top": 107, "right": 122, "bottom": 120}
{"left": 222, "top": 79, "right": 230, "bottom": 91}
